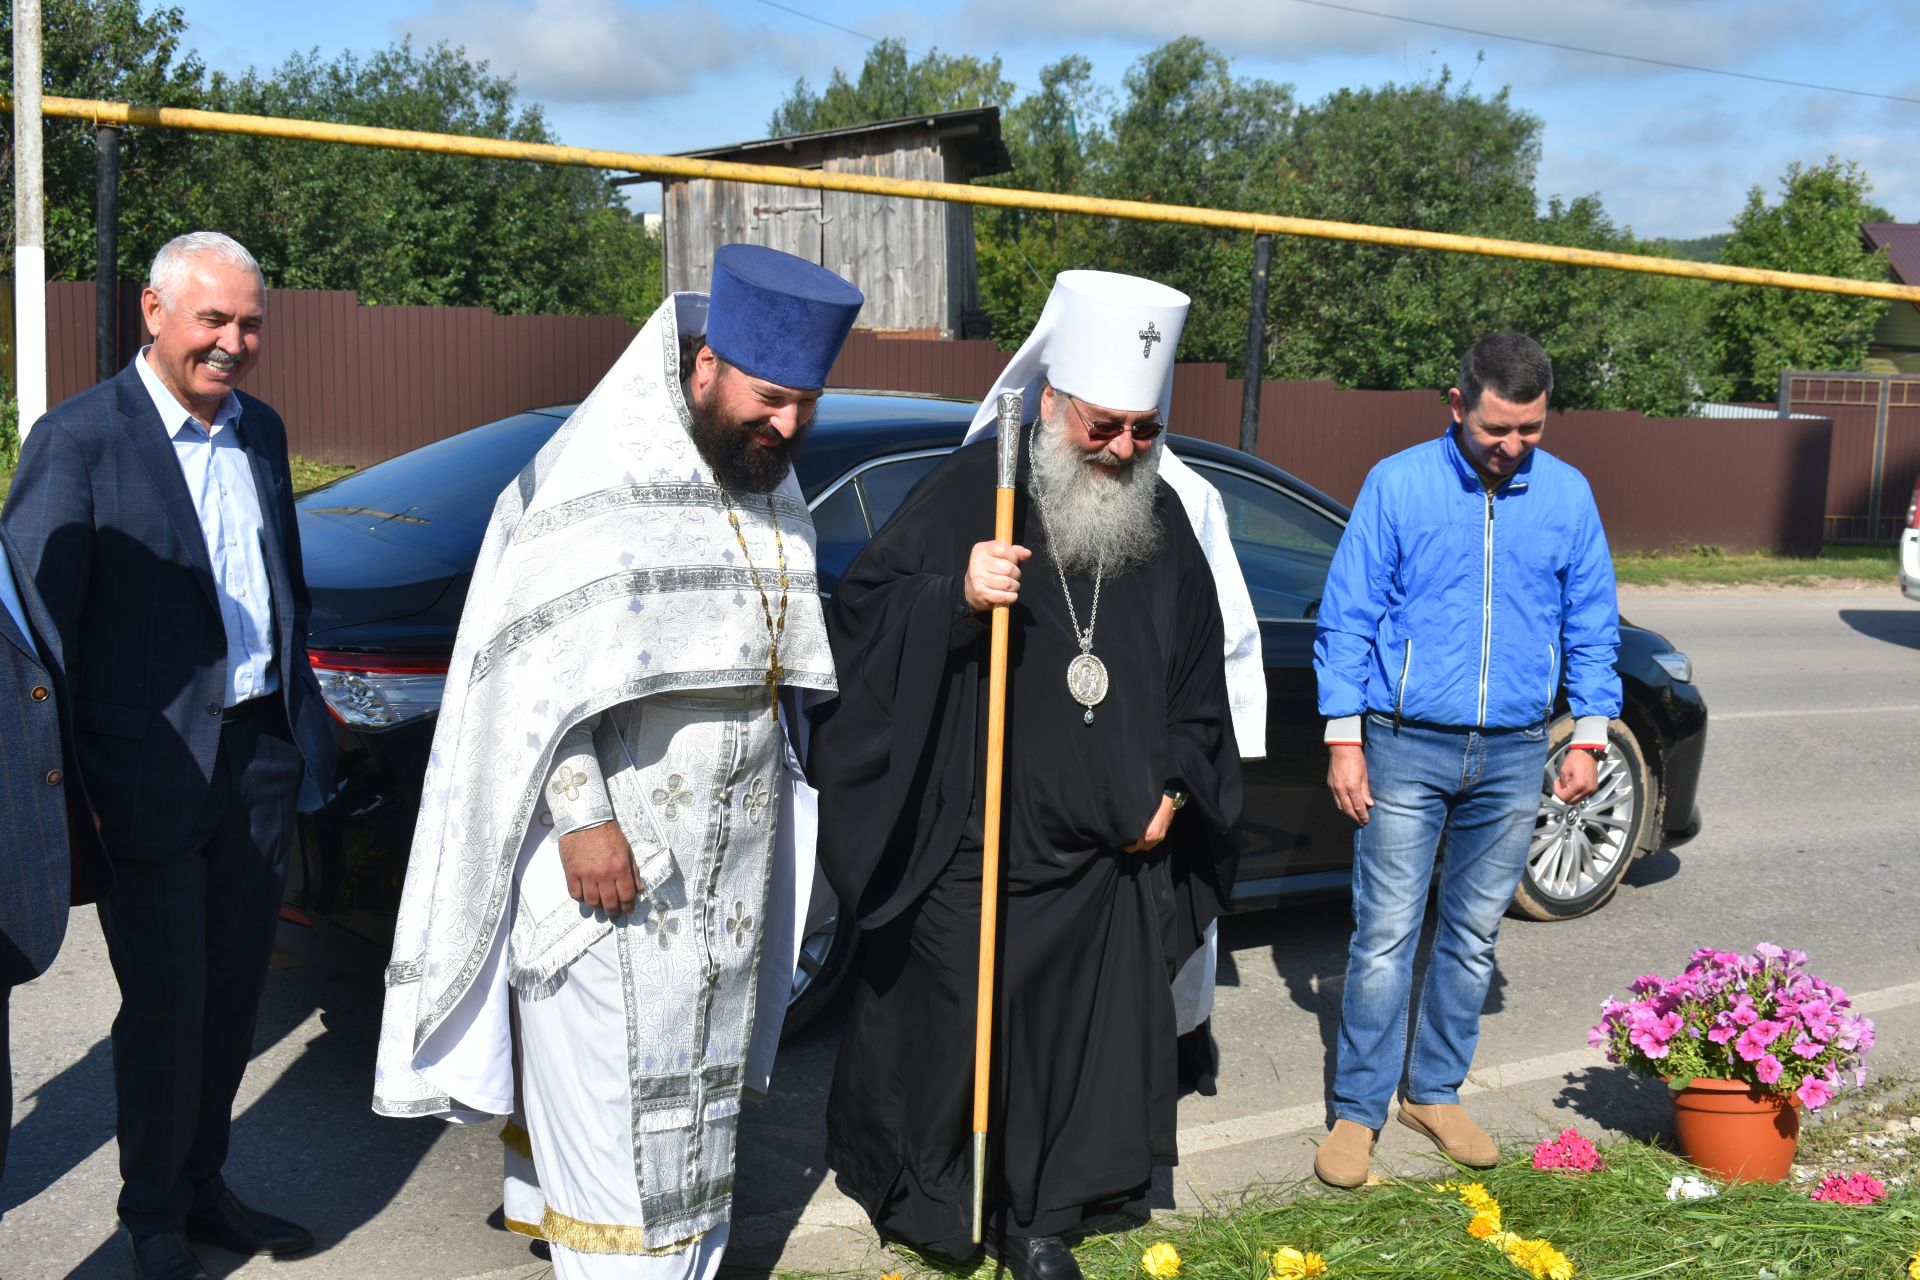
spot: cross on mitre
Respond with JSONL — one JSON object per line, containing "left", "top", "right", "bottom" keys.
{"left": 1139, "top": 322, "right": 1162, "bottom": 359}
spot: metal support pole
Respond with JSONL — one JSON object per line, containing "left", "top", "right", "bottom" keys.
{"left": 96, "top": 125, "right": 122, "bottom": 383}
{"left": 1239, "top": 233, "right": 1273, "bottom": 456}
{"left": 11, "top": 0, "right": 48, "bottom": 437}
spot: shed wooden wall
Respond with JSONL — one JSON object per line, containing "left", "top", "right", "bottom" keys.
{"left": 663, "top": 133, "right": 977, "bottom": 334}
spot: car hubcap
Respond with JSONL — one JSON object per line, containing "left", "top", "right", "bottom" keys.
{"left": 1528, "top": 745, "right": 1636, "bottom": 902}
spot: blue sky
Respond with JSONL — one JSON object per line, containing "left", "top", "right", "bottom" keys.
{"left": 170, "top": 0, "right": 1920, "bottom": 239}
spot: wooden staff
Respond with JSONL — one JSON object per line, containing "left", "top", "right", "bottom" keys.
{"left": 973, "top": 388, "right": 1023, "bottom": 1246}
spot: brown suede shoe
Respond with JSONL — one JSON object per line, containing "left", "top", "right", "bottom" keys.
{"left": 1312, "top": 1119, "right": 1375, "bottom": 1188}
{"left": 1396, "top": 1101, "right": 1499, "bottom": 1167}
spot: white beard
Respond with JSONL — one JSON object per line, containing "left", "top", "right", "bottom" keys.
{"left": 1028, "top": 405, "right": 1164, "bottom": 576}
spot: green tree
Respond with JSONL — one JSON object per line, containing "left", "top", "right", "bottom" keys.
{"left": 1710, "top": 158, "right": 1890, "bottom": 401}
{"left": 186, "top": 40, "right": 639, "bottom": 314}
{"left": 0, "top": 0, "right": 207, "bottom": 280}
{"left": 768, "top": 39, "right": 1014, "bottom": 135}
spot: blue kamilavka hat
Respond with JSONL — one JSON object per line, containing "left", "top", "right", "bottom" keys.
{"left": 706, "top": 244, "right": 864, "bottom": 391}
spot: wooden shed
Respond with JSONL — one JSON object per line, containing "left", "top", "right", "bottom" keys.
{"left": 646, "top": 109, "right": 1012, "bottom": 339}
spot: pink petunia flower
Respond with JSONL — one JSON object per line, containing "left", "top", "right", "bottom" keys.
{"left": 1809, "top": 1172, "right": 1886, "bottom": 1205}
{"left": 1754, "top": 1054, "right": 1783, "bottom": 1084}
{"left": 1797, "top": 1075, "right": 1835, "bottom": 1110}
{"left": 1532, "top": 1128, "right": 1603, "bottom": 1173}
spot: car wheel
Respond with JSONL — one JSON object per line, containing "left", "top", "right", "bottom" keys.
{"left": 783, "top": 895, "right": 857, "bottom": 1037}
{"left": 1510, "top": 716, "right": 1654, "bottom": 922}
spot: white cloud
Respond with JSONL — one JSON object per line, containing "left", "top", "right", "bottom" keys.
{"left": 953, "top": 0, "right": 1831, "bottom": 87}
{"left": 1636, "top": 102, "right": 1743, "bottom": 149}
{"left": 397, "top": 0, "right": 837, "bottom": 103}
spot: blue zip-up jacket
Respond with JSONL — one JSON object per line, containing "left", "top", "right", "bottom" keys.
{"left": 1313, "top": 425, "right": 1621, "bottom": 746}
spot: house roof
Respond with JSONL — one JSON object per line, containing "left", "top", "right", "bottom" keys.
{"left": 1863, "top": 222, "right": 1920, "bottom": 286}
{"left": 616, "top": 107, "right": 1012, "bottom": 186}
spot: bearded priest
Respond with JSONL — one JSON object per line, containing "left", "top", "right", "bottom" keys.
{"left": 811, "top": 270, "right": 1246, "bottom": 1280}
{"left": 373, "top": 245, "right": 862, "bottom": 1280}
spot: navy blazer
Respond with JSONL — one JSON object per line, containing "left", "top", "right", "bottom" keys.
{"left": 0, "top": 524, "right": 100, "bottom": 984}
{"left": 2, "top": 363, "right": 336, "bottom": 864}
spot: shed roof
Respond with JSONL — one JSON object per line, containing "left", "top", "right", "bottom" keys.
{"left": 1863, "top": 222, "right": 1920, "bottom": 286}
{"left": 624, "top": 107, "right": 1012, "bottom": 185}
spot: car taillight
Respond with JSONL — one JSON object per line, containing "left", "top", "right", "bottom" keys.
{"left": 1908, "top": 480, "right": 1919, "bottom": 530}
{"left": 308, "top": 649, "right": 449, "bottom": 728}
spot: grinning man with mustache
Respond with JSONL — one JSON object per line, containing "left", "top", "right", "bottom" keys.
{"left": 5, "top": 233, "right": 337, "bottom": 1280}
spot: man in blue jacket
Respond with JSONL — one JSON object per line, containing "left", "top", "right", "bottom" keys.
{"left": 1310, "top": 332, "right": 1619, "bottom": 1187}
{"left": 5, "top": 232, "right": 335, "bottom": 1280}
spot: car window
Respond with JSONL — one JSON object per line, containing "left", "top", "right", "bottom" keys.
{"left": 809, "top": 483, "right": 870, "bottom": 592}
{"left": 1189, "top": 462, "right": 1344, "bottom": 622}
{"left": 807, "top": 450, "right": 952, "bottom": 592}
{"left": 855, "top": 453, "right": 945, "bottom": 531}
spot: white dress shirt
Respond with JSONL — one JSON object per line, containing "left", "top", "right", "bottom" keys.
{"left": 135, "top": 349, "right": 278, "bottom": 707}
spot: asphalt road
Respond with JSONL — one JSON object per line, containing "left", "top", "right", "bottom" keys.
{"left": 4, "top": 586, "right": 1919, "bottom": 1279}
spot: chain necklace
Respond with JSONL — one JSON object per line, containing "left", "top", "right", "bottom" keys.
{"left": 1029, "top": 425, "right": 1110, "bottom": 725}
{"left": 720, "top": 490, "right": 788, "bottom": 720}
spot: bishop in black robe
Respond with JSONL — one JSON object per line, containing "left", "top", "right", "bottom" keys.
{"left": 810, "top": 433, "right": 1243, "bottom": 1262}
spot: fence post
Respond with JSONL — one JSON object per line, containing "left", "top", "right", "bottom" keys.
{"left": 95, "top": 124, "right": 120, "bottom": 383}
{"left": 1239, "top": 233, "right": 1273, "bottom": 456}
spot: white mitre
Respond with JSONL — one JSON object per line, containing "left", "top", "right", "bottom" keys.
{"left": 964, "top": 270, "right": 1267, "bottom": 759}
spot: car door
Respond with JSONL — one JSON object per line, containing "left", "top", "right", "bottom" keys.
{"left": 1186, "top": 461, "right": 1355, "bottom": 903}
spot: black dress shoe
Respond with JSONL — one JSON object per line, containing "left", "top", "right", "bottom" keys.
{"left": 185, "top": 1189, "right": 316, "bottom": 1256}
{"left": 125, "top": 1231, "right": 210, "bottom": 1280}
{"left": 984, "top": 1233, "right": 1084, "bottom": 1280}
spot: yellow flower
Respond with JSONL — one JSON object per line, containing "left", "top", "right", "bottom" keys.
{"left": 1467, "top": 1209, "right": 1503, "bottom": 1239}
{"left": 880, "top": 1273, "right": 902, "bottom": 1280}
{"left": 1503, "top": 1236, "right": 1574, "bottom": 1280}
{"left": 1141, "top": 1241, "right": 1181, "bottom": 1278}
{"left": 1908, "top": 1246, "right": 1919, "bottom": 1280}
{"left": 1454, "top": 1183, "right": 1498, "bottom": 1213}
{"left": 1269, "top": 1246, "right": 1329, "bottom": 1279}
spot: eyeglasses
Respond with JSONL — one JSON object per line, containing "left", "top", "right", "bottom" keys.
{"left": 1063, "top": 395, "right": 1165, "bottom": 442}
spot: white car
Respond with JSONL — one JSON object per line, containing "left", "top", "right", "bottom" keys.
{"left": 1903, "top": 475, "right": 1920, "bottom": 602}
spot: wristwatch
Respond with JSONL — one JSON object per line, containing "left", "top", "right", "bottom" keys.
{"left": 1576, "top": 745, "right": 1607, "bottom": 761}
{"left": 1164, "top": 785, "right": 1189, "bottom": 811}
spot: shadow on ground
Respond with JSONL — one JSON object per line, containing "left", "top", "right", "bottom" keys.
{"left": 1839, "top": 608, "right": 1920, "bottom": 651}
{"left": 10, "top": 958, "right": 457, "bottom": 1278}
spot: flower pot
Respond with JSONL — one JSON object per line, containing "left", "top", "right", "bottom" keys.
{"left": 1668, "top": 1076, "right": 1800, "bottom": 1182}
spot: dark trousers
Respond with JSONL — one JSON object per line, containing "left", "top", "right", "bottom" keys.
{"left": 96, "top": 700, "right": 302, "bottom": 1235}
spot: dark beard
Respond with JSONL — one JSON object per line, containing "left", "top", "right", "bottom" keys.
{"left": 687, "top": 390, "right": 808, "bottom": 493}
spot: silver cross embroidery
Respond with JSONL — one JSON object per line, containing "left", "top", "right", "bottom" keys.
{"left": 644, "top": 900, "right": 680, "bottom": 950}
{"left": 1139, "top": 321, "right": 1162, "bottom": 359}
{"left": 549, "top": 765, "right": 588, "bottom": 803}
{"left": 652, "top": 773, "right": 694, "bottom": 823}
{"left": 743, "top": 777, "right": 771, "bottom": 826}
{"left": 726, "top": 901, "right": 754, "bottom": 947}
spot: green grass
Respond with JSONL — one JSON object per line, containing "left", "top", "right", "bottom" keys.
{"left": 0, "top": 456, "right": 351, "bottom": 505}
{"left": 1612, "top": 544, "right": 1900, "bottom": 589}
{"left": 846, "top": 1138, "right": 1917, "bottom": 1280}
{"left": 289, "top": 456, "right": 355, "bottom": 493}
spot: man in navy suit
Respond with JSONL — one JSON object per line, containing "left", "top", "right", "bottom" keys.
{"left": 4, "top": 232, "right": 335, "bottom": 1280}
{"left": 0, "top": 521, "right": 102, "bottom": 1190}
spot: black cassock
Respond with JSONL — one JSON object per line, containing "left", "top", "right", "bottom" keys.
{"left": 811, "top": 437, "right": 1243, "bottom": 1259}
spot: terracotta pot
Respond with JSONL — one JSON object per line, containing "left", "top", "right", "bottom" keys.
{"left": 1668, "top": 1076, "right": 1800, "bottom": 1182}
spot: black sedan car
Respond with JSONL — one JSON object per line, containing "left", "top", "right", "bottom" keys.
{"left": 287, "top": 392, "right": 1707, "bottom": 1027}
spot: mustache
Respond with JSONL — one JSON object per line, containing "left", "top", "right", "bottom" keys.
{"left": 203, "top": 349, "right": 240, "bottom": 371}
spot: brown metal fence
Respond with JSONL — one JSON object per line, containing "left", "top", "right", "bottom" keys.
{"left": 1780, "top": 372, "right": 1920, "bottom": 543}
{"left": 33, "top": 281, "right": 642, "bottom": 466}
{"left": 17, "top": 285, "right": 1834, "bottom": 554}
{"left": 836, "top": 336, "right": 1834, "bottom": 556}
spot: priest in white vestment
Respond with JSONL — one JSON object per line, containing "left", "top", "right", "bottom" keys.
{"left": 373, "top": 245, "right": 863, "bottom": 1279}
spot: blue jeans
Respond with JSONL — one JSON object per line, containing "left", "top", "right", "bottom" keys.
{"left": 1330, "top": 714, "right": 1549, "bottom": 1130}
